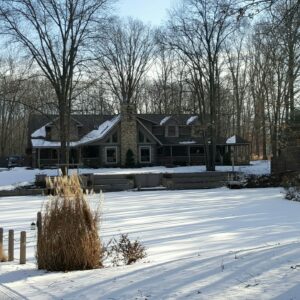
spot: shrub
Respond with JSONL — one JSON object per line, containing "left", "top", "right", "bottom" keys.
{"left": 37, "top": 175, "right": 102, "bottom": 271}
{"left": 282, "top": 174, "right": 300, "bottom": 201}
{"left": 125, "top": 149, "right": 135, "bottom": 168}
{"left": 106, "top": 234, "right": 146, "bottom": 266}
{"left": 244, "top": 174, "right": 282, "bottom": 188}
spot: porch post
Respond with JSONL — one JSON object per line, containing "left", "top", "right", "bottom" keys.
{"left": 78, "top": 147, "right": 82, "bottom": 165}
{"left": 170, "top": 146, "right": 173, "bottom": 164}
{"left": 188, "top": 146, "right": 191, "bottom": 166}
{"left": 37, "top": 148, "right": 40, "bottom": 169}
{"left": 32, "top": 148, "right": 36, "bottom": 168}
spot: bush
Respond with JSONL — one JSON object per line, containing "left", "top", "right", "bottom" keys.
{"left": 37, "top": 175, "right": 102, "bottom": 271}
{"left": 282, "top": 174, "right": 300, "bottom": 201}
{"left": 244, "top": 174, "right": 282, "bottom": 188}
{"left": 106, "top": 234, "right": 146, "bottom": 266}
{"left": 125, "top": 149, "right": 135, "bottom": 168}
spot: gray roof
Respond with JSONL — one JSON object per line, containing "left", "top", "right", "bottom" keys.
{"left": 28, "top": 114, "right": 113, "bottom": 136}
{"left": 28, "top": 114, "right": 249, "bottom": 147}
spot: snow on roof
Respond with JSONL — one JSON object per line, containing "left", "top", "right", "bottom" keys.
{"left": 226, "top": 135, "right": 236, "bottom": 144}
{"left": 160, "top": 116, "right": 171, "bottom": 125}
{"left": 79, "top": 115, "right": 120, "bottom": 144}
{"left": 31, "top": 125, "right": 46, "bottom": 138}
{"left": 31, "top": 115, "right": 120, "bottom": 148}
{"left": 31, "top": 139, "right": 61, "bottom": 148}
{"left": 186, "top": 116, "right": 198, "bottom": 125}
{"left": 179, "top": 141, "right": 196, "bottom": 144}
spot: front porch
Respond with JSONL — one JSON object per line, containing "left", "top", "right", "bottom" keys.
{"left": 32, "top": 145, "right": 119, "bottom": 168}
{"left": 156, "top": 144, "right": 250, "bottom": 166}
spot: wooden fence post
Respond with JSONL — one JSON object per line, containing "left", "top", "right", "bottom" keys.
{"left": 20, "top": 231, "right": 26, "bottom": 264}
{"left": 0, "top": 228, "right": 3, "bottom": 258}
{"left": 8, "top": 229, "right": 14, "bottom": 261}
{"left": 37, "top": 212, "right": 42, "bottom": 247}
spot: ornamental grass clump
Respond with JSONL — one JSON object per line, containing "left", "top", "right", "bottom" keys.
{"left": 0, "top": 243, "right": 7, "bottom": 262}
{"left": 37, "top": 175, "right": 102, "bottom": 271}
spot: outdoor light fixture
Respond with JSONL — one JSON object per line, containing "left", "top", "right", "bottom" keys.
{"left": 31, "top": 222, "right": 36, "bottom": 230}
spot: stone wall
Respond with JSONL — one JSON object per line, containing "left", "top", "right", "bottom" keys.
{"left": 120, "top": 104, "right": 137, "bottom": 166}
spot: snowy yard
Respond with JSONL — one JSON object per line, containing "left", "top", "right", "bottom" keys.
{"left": 1, "top": 187, "right": 300, "bottom": 299}
{"left": 0, "top": 160, "right": 270, "bottom": 191}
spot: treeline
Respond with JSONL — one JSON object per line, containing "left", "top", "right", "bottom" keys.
{"left": 0, "top": 0, "right": 299, "bottom": 164}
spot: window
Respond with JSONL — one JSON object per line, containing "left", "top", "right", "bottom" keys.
{"left": 166, "top": 125, "right": 178, "bottom": 137}
{"left": 139, "top": 146, "right": 151, "bottom": 163}
{"left": 105, "top": 147, "right": 117, "bottom": 163}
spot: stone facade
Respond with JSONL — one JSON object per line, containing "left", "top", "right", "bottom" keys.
{"left": 120, "top": 104, "right": 138, "bottom": 166}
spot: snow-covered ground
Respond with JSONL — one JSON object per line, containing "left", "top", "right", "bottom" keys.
{"left": 1, "top": 187, "right": 300, "bottom": 299}
{"left": 0, "top": 160, "right": 270, "bottom": 191}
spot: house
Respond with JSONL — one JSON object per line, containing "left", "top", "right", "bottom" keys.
{"left": 28, "top": 104, "right": 250, "bottom": 168}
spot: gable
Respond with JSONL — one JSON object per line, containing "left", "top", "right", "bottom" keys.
{"left": 137, "top": 124, "right": 156, "bottom": 144}
{"left": 48, "top": 118, "right": 82, "bottom": 141}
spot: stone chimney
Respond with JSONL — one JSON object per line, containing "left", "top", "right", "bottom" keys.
{"left": 120, "top": 103, "right": 137, "bottom": 166}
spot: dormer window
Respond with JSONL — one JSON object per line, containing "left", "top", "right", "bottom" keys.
{"left": 166, "top": 125, "right": 178, "bottom": 137}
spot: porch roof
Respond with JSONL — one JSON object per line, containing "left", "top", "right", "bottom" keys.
{"left": 156, "top": 136, "right": 231, "bottom": 146}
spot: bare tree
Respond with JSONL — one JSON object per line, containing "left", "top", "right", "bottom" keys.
{"left": 225, "top": 34, "right": 249, "bottom": 137}
{"left": 163, "top": 0, "right": 237, "bottom": 171}
{"left": 0, "top": 57, "right": 28, "bottom": 156}
{"left": 0, "top": 0, "right": 111, "bottom": 174}
{"left": 95, "top": 17, "right": 155, "bottom": 106}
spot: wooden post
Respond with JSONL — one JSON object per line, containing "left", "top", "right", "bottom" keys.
{"left": 20, "top": 231, "right": 26, "bottom": 264}
{"left": 0, "top": 228, "right": 3, "bottom": 257}
{"left": 37, "top": 212, "right": 42, "bottom": 248}
{"left": 8, "top": 229, "right": 14, "bottom": 261}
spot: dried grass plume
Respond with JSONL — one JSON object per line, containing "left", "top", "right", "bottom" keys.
{"left": 37, "top": 174, "right": 102, "bottom": 271}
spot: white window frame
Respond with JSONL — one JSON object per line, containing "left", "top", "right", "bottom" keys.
{"left": 139, "top": 146, "right": 151, "bottom": 163}
{"left": 105, "top": 146, "right": 118, "bottom": 164}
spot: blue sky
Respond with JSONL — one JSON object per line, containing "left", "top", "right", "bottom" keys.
{"left": 116, "top": 0, "right": 175, "bottom": 26}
